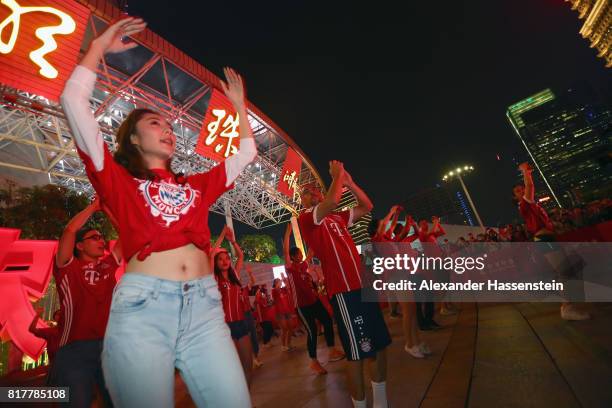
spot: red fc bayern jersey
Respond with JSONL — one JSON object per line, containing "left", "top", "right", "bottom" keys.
{"left": 519, "top": 197, "right": 554, "bottom": 235}
{"left": 54, "top": 254, "right": 118, "bottom": 347}
{"left": 272, "top": 287, "right": 294, "bottom": 314}
{"left": 286, "top": 261, "right": 318, "bottom": 308}
{"left": 241, "top": 286, "right": 252, "bottom": 313}
{"left": 217, "top": 279, "right": 245, "bottom": 323}
{"left": 298, "top": 207, "right": 362, "bottom": 297}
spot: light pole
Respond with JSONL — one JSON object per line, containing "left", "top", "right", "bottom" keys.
{"left": 443, "top": 165, "right": 485, "bottom": 231}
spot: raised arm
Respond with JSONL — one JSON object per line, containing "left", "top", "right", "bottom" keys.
{"left": 519, "top": 162, "right": 535, "bottom": 202}
{"left": 28, "top": 315, "right": 40, "bottom": 336}
{"left": 245, "top": 264, "right": 256, "bottom": 288}
{"left": 212, "top": 228, "right": 227, "bottom": 250}
{"left": 225, "top": 226, "right": 244, "bottom": 274}
{"left": 342, "top": 170, "right": 374, "bottom": 222}
{"left": 432, "top": 216, "right": 446, "bottom": 238}
{"left": 398, "top": 214, "right": 416, "bottom": 240}
{"left": 220, "top": 68, "right": 257, "bottom": 186}
{"left": 56, "top": 198, "right": 100, "bottom": 267}
{"left": 60, "top": 18, "right": 146, "bottom": 172}
{"left": 314, "top": 160, "right": 345, "bottom": 223}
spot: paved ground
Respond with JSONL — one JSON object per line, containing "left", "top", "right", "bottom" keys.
{"left": 3, "top": 303, "right": 611, "bottom": 407}
{"left": 247, "top": 302, "right": 612, "bottom": 408}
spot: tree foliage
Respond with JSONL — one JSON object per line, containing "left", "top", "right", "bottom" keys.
{"left": 0, "top": 183, "right": 116, "bottom": 240}
{"left": 238, "top": 234, "right": 278, "bottom": 262}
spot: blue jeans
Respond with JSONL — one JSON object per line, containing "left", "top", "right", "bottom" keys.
{"left": 102, "top": 273, "right": 250, "bottom": 408}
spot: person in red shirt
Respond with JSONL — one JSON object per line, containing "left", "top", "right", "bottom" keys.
{"left": 514, "top": 162, "right": 589, "bottom": 321}
{"left": 213, "top": 226, "right": 254, "bottom": 389}
{"left": 254, "top": 285, "right": 275, "bottom": 348}
{"left": 242, "top": 264, "right": 262, "bottom": 368}
{"left": 53, "top": 198, "right": 121, "bottom": 407}
{"left": 370, "top": 207, "right": 432, "bottom": 360}
{"left": 60, "top": 18, "right": 256, "bottom": 408}
{"left": 272, "top": 277, "right": 295, "bottom": 352}
{"left": 298, "top": 161, "right": 390, "bottom": 408}
{"left": 283, "top": 224, "right": 345, "bottom": 375}
{"left": 28, "top": 310, "right": 62, "bottom": 385}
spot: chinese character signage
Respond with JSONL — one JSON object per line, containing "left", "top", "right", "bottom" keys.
{"left": 196, "top": 89, "right": 241, "bottom": 162}
{"left": 278, "top": 147, "right": 302, "bottom": 198}
{"left": 0, "top": 0, "right": 90, "bottom": 102}
{"left": 0, "top": 228, "right": 56, "bottom": 358}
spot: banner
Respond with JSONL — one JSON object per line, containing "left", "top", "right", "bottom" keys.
{"left": 277, "top": 147, "right": 302, "bottom": 198}
{"left": 0, "top": 0, "right": 90, "bottom": 102}
{"left": 195, "top": 89, "right": 241, "bottom": 162}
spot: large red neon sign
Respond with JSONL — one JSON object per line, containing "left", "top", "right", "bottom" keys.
{"left": 0, "top": 228, "right": 56, "bottom": 358}
{"left": 0, "top": 0, "right": 89, "bottom": 102}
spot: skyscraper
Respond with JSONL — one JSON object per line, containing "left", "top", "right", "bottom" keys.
{"left": 565, "top": 0, "right": 612, "bottom": 68}
{"left": 507, "top": 87, "right": 612, "bottom": 207}
{"left": 402, "top": 184, "right": 475, "bottom": 227}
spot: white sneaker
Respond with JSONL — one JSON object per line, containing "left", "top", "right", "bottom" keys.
{"left": 404, "top": 344, "right": 425, "bottom": 358}
{"left": 560, "top": 305, "right": 590, "bottom": 321}
{"left": 418, "top": 343, "right": 432, "bottom": 355}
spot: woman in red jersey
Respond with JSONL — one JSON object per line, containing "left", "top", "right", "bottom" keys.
{"left": 272, "top": 277, "right": 295, "bottom": 351}
{"left": 60, "top": 17, "right": 256, "bottom": 407}
{"left": 213, "top": 227, "right": 254, "bottom": 387}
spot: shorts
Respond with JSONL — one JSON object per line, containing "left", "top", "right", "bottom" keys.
{"left": 331, "top": 289, "right": 392, "bottom": 361}
{"left": 227, "top": 320, "right": 249, "bottom": 340}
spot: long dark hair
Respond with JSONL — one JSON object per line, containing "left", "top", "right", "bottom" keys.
{"left": 113, "top": 108, "right": 180, "bottom": 181}
{"left": 214, "top": 251, "right": 241, "bottom": 286}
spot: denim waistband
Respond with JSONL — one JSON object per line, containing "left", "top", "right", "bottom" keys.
{"left": 118, "top": 272, "right": 217, "bottom": 297}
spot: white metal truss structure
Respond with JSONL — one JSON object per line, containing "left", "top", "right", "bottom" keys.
{"left": 0, "top": 11, "right": 323, "bottom": 229}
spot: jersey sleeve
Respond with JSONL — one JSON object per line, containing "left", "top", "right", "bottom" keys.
{"left": 60, "top": 65, "right": 126, "bottom": 212}
{"left": 337, "top": 208, "right": 354, "bottom": 228}
{"left": 188, "top": 161, "right": 234, "bottom": 207}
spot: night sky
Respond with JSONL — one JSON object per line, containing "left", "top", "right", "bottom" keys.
{"left": 127, "top": 0, "right": 610, "bottom": 242}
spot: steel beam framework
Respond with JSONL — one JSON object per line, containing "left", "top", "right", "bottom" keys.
{"left": 0, "top": 13, "right": 321, "bottom": 229}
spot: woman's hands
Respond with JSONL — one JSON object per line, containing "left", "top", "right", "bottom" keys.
{"left": 220, "top": 67, "right": 246, "bottom": 109}
{"left": 91, "top": 17, "right": 146, "bottom": 55}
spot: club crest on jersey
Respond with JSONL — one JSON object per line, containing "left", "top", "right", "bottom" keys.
{"left": 138, "top": 179, "right": 199, "bottom": 226}
{"left": 359, "top": 338, "right": 372, "bottom": 353}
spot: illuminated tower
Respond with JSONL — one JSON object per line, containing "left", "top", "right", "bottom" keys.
{"left": 507, "top": 87, "right": 612, "bottom": 207}
{"left": 565, "top": 0, "right": 612, "bottom": 67}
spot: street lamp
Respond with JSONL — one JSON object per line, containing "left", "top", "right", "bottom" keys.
{"left": 442, "top": 165, "right": 485, "bottom": 230}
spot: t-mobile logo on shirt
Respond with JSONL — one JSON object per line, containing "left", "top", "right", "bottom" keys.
{"left": 83, "top": 269, "right": 100, "bottom": 285}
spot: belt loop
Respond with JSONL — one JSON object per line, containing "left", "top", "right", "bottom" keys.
{"left": 198, "top": 279, "right": 206, "bottom": 297}
{"left": 152, "top": 279, "right": 161, "bottom": 300}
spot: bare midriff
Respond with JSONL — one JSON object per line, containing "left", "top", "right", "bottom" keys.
{"left": 126, "top": 243, "right": 211, "bottom": 280}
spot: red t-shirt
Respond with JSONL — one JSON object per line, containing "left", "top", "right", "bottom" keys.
{"left": 255, "top": 291, "right": 275, "bottom": 322}
{"left": 241, "top": 286, "right": 252, "bottom": 313}
{"left": 79, "top": 147, "right": 232, "bottom": 262}
{"left": 272, "top": 287, "right": 294, "bottom": 314}
{"left": 519, "top": 197, "right": 554, "bottom": 235}
{"left": 54, "top": 254, "right": 118, "bottom": 347}
{"left": 286, "top": 261, "right": 318, "bottom": 308}
{"left": 298, "top": 207, "right": 362, "bottom": 297}
{"left": 217, "top": 279, "right": 245, "bottom": 323}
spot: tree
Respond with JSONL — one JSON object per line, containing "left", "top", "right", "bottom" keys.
{"left": 0, "top": 184, "right": 116, "bottom": 240}
{"left": 238, "top": 234, "right": 278, "bottom": 263}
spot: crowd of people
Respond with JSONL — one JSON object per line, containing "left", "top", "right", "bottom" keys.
{"left": 13, "top": 15, "right": 609, "bottom": 408}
